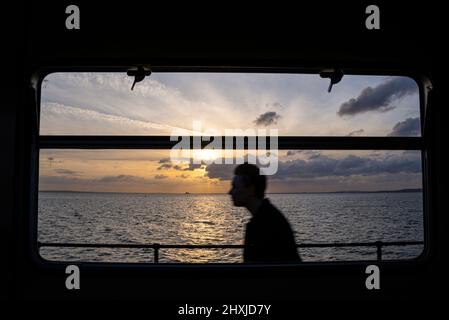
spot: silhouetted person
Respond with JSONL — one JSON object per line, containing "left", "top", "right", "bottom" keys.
{"left": 229, "top": 163, "right": 301, "bottom": 263}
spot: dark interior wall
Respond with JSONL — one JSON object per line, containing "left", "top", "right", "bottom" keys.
{"left": 23, "top": 2, "right": 439, "bottom": 67}
{"left": 1, "top": 1, "right": 447, "bottom": 302}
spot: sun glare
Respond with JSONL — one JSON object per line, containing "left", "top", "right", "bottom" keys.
{"left": 192, "top": 149, "right": 222, "bottom": 162}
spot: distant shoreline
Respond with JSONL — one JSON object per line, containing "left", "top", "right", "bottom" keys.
{"left": 39, "top": 188, "right": 423, "bottom": 195}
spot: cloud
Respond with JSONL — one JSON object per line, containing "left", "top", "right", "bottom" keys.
{"left": 347, "top": 129, "right": 364, "bottom": 136}
{"left": 157, "top": 163, "right": 173, "bottom": 170}
{"left": 40, "top": 174, "right": 158, "bottom": 187}
{"left": 275, "top": 153, "right": 421, "bottom": 179}
{"left": 98, "top": 175, "right": 147, "bottom": 183}
{"left": 204, "top": 152, "right": 421, "bottom": 181}
{"left": 158, "top": 161, "right": 205, "bottom": 171}
{"left": 41, "top": 72, "right": 270, "bottom": 136}
{"left": 44, "top": 157, "right": 63, "bottom": 164}
{"left": 39, "top": 175, "right": 85, "bottom": 186}
{"left": 337, "top": 78, "right": 417, "bottom": 117}
{"left": 181, "top": 162, "right": 205, "bottom": 171}
{"left": 154, "top": 174, "right": 168, "bottom": 179}
{"left": 388, "top": 117, "right": 421, "bottom": 136}
{"left": 43, "top": 73, "right": 181, "bottom": 107}
{"left": 254, "top": 111, "right": 281, "bottom": 126}
{"left": 265, "top": 102, "right": 284, "bottom": 109}
{"left": 158, "top": 158, "right": 171, "bottom": 163}
{"left": 40, "top": 102, "right": 188, "bottom": 135}
{"left": 288, "top": 150, "right": 321, "bottom": 159}
{"left": 157, "top": 158, "right": 174, "bottom": 170}
{"left": 39, "top": 173, "right": 162, "bottom": 192}
{"left": 205, "top": 163, "right": 236, "bottom": 180}
{"left": 54, "top": 169, "right": 81, "bottom": 176}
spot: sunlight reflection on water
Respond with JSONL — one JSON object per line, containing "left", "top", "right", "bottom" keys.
{"left": 38, "top": 192, "right": 423, "bottom": 263}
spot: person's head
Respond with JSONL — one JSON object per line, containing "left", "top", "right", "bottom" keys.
{"left": 229, "top": 163, "right": 266, "bottom": 207}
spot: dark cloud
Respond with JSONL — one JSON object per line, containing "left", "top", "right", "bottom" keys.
{"left": 204, "top": 152, "right": 421, "bottom": 181}
{"left": 158, "top": 158, "right": 171, "bottom": 163}
{"left": 388, "top": 117, "right": 421, "bottom": 136}
{"left": 286, "top": 150, "right": 297, "bottom": 156}
{"left": 307, "top": 152, "right": 323, "bottom": 160}
{"left": 154, "top": 174, "right": 168, "bottom": 179}
{"left": 46, "top": 157, "right": 63, "bottom": 164}
{"left": 275, "top": 153, "right": 421, "bottom": 179}
{"left": 157, "top": 158, "right": 173, "bottom": 170}
{"left": 54, "top": 169, "right": 81, "bottom": 176}
{"left": 337, "top": 78, "right": 417, "bottom": 117}
{"left": 182, "top": 162, "right": 205, "bottom": 171}
{"left": 159, "top": 161, "right": 205, "bottom": 171}
{"left": 347, "top": 129, "right": 364, "bottom": 136}
{"left": 254, "top": 111, "right": 281, "bottom": 126}
{"left": 205, "top": 163, "right": 236, "bottom": 180}
{"left": 157, "top": 163, "right": 173, "bottom": 170}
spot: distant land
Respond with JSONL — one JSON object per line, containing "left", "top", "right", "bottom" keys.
{"left": 300, "top": 188, "right": 422, "bottom": 194}
{"left": 39, "top": 188, "right": 423, "bottom": 195}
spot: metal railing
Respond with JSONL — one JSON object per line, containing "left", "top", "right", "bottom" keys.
{"left": 37, "top": 240, "right": 423, "bottom": 263}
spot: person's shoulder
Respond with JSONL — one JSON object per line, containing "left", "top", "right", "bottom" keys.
{"left": 264, "top": 199, "right": 282, "bottom": 215}
{"left": 262, "top": 199, "right": 288, "bottom": 223}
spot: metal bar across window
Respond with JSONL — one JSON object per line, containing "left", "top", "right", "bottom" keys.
{"left": 38, "top": 136, "right": 423, "bottom": 150}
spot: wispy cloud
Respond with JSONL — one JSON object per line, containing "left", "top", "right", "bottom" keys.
{"left": 98, "top": 175, "right": 147, "bottom": 183}
{"left": 347, "top": 129, "right": 365, "bottom": 136}
{"left": 40, "top": 174, "right": 158, "bottom": 187}
{"left": 53, "top": 168, "right": 81, "bottom": 176}
{"left": 40, "top": 102, "right": 188, "bottom": 135}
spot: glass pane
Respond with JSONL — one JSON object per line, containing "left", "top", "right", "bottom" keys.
{"left": 38, "top": 149, "right": 424, "bottom": 263}
{"left": 40, "top": 72, "right": 421, "bottom": 136}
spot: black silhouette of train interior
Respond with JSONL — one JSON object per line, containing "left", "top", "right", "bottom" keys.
{"left": 1, "top": 2, "right": 446, "bottom": 303}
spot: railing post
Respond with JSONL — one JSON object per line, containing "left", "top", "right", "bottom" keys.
{"left": 375, "top": 241, "right": 382, "bottom": 261}
{"left": 154, "top": 243, "right": 160, "bottom": 263}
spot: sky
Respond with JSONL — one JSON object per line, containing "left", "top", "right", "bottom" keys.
{"left": 39, "top": 72, "right": 422, "bottom": 193}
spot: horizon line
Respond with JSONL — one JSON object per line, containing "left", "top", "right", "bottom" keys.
{"left": 39, "top": 188, "right": 422, "bottom": 195}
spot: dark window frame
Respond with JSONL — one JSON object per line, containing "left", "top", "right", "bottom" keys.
{"left": 29, "top": 66, "right": 432, "bottom": 271}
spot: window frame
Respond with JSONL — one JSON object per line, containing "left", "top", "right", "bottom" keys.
{"left": 29, "top": 66, "right": 432, "bottom": 271}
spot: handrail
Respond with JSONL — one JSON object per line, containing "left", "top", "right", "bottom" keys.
{"left": 38, "top": 240, "right": 423, "bottom": 262}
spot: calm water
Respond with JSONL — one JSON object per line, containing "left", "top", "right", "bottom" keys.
{"left": 38, "top": 192, "right": 424, "bottom": 263}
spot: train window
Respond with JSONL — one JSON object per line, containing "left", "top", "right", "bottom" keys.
{"left": 36, "top": 71, "right": 426, "bottom": 264}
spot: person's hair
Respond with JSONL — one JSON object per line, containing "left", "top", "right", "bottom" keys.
{"left": 234, "top": 163, "right": 266, "bottom": 198}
